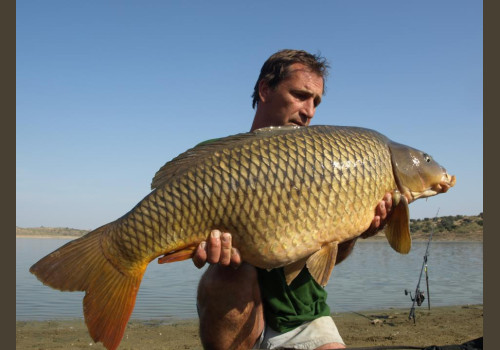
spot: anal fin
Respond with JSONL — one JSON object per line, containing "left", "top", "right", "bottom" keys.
{"left": 384, "top": 195, "right": 412, "bottom": 254}
{"left": 306, "top": 242, "right": 338, "bottom": 287}
{"left": 283, "top": 257, "right": 308, "bottom": 285}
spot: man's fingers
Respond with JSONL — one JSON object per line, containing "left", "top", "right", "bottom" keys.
{"left": 207, "top": 230, "right": 222, "bottom": 264}
{"left": 193, "top": 241, "right": 207, "bottom": 269}
{"left": 384, "top": 193, "right": 393, "bottom": 210}
{"left": 192, "top": 230, "right": 242, "bottom": 269}
{"left": 230, "top": 248, "right": 242, "bottom": 269}
{"left": 378, "top": 201, "right": 387, "bottom": 221}
{"left": 374, "top": 193, "right": 392, "bottom": 225}
{"left": 382, "top": 193, "right": 392, "bottom": 218}
{"left": 219, "top": 232, "right": 232, "bottom": 266}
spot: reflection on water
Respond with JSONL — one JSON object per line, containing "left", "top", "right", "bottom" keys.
{"left": 16, "top": 238, "right": 482, "bottom": 321}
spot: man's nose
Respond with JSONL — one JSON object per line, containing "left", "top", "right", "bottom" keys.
{"left": 300, "top": 99, "right": 315, "bottom": 123}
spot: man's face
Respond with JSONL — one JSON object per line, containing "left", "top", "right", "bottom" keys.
{"left": 252, "top": 63, "right": 324, "bottom": 131}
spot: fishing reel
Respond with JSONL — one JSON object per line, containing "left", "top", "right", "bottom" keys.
{"left": 405, "top": 289, "right": 425, "bottom": 306}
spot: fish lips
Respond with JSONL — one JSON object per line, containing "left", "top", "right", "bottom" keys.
{"left": 431, "top": 173, "right": 456, "bottom": 193}
{"left": 411, "top": 173, "right": 456, "bottom": 200}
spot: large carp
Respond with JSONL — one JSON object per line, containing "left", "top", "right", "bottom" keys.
{"left": 30, "top": 125, "right": 455, "bottom": 350}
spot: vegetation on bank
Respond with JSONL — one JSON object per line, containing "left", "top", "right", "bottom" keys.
{"left": 16, "top": 214, "right": 483, "bottom": 241}
{"left": 410, "top": 213, "right": 483, "bottom": 234}
{"left": 406, "top": 213, "right": 483, "bottom": 241}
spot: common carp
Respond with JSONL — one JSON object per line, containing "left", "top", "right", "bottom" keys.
{"left": 30, "top": 125, "right": 455, "bottom": 350}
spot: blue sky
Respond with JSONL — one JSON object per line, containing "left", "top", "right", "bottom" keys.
{"left": 16, "top": 1, "right": 483, "bottom": 229}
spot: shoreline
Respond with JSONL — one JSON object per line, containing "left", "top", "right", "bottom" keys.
{"left": 16, "top": 304, "right": 483, "bottom": 349}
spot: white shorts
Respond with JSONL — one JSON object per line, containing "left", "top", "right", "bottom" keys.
{"left": 253, "top": 316, "right": 345, "bottom": 349}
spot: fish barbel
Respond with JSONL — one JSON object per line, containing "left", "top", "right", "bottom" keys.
{"left": 30, "top": 125, "right": 456, "bottom": 349}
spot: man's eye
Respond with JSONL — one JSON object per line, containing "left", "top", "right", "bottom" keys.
{"left": 292, "top": 92, "right": 307, "bottom": 100}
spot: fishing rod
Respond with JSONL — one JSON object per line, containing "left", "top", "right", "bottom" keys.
{"left": 404, "top": 208, "right": 439, "bottom": 323}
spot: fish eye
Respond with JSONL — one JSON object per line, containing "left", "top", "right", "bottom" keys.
{"left": 423, "top": 153, "right": 432, "bottom": 163}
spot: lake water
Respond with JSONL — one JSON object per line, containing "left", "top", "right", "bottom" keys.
{"left": 16, "top": 237, "right": 483, "bottom": 321}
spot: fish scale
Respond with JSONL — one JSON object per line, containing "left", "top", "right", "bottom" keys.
{"left": 30, "top": 125, "right": 456, "bottom": 350}
{"left": 107, "top": 126, "right": 393, "bottom": 269}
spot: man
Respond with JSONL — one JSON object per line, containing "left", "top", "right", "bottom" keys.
{"left": 193, "top": 49, "right": 392, "bottom": 349}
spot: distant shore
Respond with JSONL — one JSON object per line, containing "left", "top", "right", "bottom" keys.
{"left": 16, "top": 235, "right": 82, "bottom": 239}
{"left": 16, "top": 214, "right": 483, "bottom": 242}
{"left": 16, "top": 304, "right": 483, "bottom": 349}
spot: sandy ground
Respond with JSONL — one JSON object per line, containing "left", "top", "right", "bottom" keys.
{"left": 16, "top": 304, "right": 482, "bottom": 349}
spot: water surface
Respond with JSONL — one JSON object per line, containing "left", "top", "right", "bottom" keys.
{"left": 16, "top": 238, "right": 482, "bottom": 321}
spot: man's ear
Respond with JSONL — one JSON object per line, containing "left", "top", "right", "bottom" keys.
{"left": 258, "top": 80, "right": 272, "bottom": 103}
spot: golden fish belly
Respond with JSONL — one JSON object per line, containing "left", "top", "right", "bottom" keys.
{"left": 108, "top": 126, "right": 397, "bottom": 269}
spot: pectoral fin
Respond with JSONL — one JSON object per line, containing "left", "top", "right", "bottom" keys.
{"left": 306, "top": 242, "right": 338, "bottom": 287}
{"left": 283, "top": 257, "right": 308, "bottom": 285}
{"left": 384, "top": 195, "right": 412, "bottom": 254}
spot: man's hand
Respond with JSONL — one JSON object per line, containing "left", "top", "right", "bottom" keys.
{"left": 192, "top": 230, "right": 242, "bottom": 269}
{"left": 361, "top": 192, "right": 393, "bottom": 239}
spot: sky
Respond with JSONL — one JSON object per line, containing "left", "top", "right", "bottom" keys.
{"left": 16, "top": 1, "right": 483, "bottom": 230}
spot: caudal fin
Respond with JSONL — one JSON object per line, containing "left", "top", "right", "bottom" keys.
{"left": 29, "top": 224, "right": 147, "bottom": 350}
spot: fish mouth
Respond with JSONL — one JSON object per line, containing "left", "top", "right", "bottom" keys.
{"left": 409, "top": 173, "right": 456, "bottom": 200}
{"left": 431, "top": 174, "right": 456, "bottom": 193}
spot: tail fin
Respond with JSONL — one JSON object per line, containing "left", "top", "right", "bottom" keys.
{"left": 30, "top": 224, "right": 147, "bottom": 350}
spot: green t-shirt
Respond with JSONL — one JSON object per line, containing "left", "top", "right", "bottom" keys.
{"left": 257, "top": 267, "right": 330, "bottom": 333}
{"left": 196, "top": 137, "right": 330, "bottom": 333}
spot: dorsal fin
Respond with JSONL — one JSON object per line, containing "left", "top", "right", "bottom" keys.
{"left": 151, "top": 126, "right": 304, "bottom": 190}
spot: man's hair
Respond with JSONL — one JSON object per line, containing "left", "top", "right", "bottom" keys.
{"left": 251, "top": 49, "right": 330, "bottom": 109}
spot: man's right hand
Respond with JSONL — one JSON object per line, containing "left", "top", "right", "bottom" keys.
{"left": 192, "top": 230, "right": 242, "bottom": 269}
